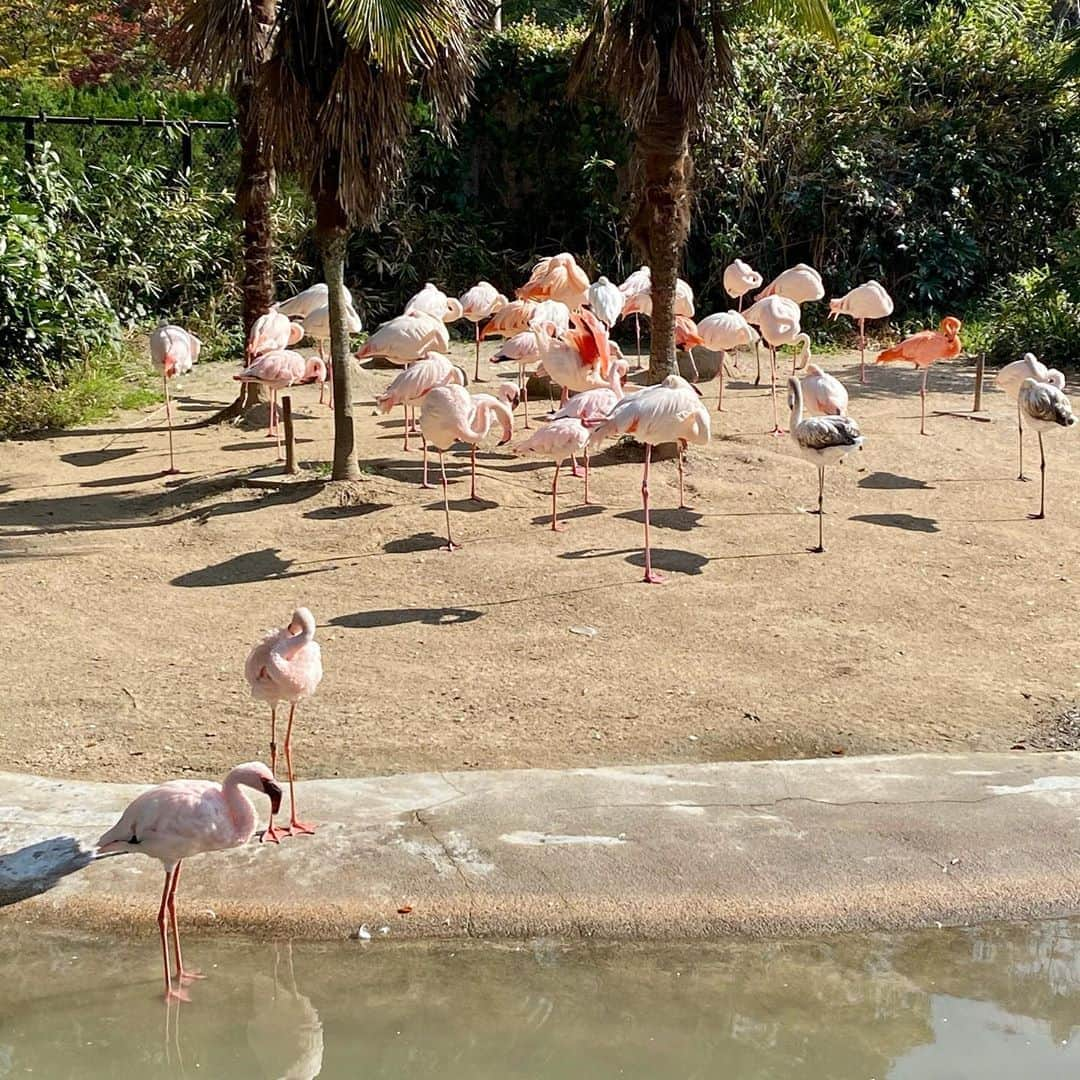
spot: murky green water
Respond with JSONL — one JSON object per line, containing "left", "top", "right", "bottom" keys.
{"left": 1, "top": 920, "right": 1078, "bottom": 1078}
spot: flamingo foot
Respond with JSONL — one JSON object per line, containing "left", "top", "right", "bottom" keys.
{"left": 1017, "top": 474, "right": 1031, "bottom": 482}
{"left": 178, "top": 969, "right": 206, "bottom": 984}
{"left": 643, "top": 570, "right": 666, "bottom": 585}
{"left": 420, "top": 480, "right": 435, "bottom": 490}
{"left": 283, "top": 820, "right": 316, "bottom": 837}
{"left": 809, "top": 544, "right": 825, "bottom": 554}
{"left": 261, "top": 824, "right": 286, "bottom": 844}
{"left": 441, "top": 541, "right": 460, "bottom": 553}
{"left": 162, "top": 467, "right": 181, "bottom": 476}
{"left": 1028, "top": 512, "right": 1045, "bottom": 521}
{"left": 165, "top": 987, "right": 191, "bottom": 1004}
{"left": 552, "top": 521, "right": 568, "bottom": 532}
{"left": 570, "top": 465, "right": 583, "bottom": 478}
{"left": 770, "top": 426, "right": 787, "bottom": 437}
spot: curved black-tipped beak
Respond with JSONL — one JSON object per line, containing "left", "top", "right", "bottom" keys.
{"left": 263, "top": 778, "right": 283, "bottom": 814}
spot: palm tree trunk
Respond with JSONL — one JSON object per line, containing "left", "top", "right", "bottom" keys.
{"left": 317, "top": 209, "right": 360, "bottom": 481}
{"left": 630, "top": 92, "right": 691, "bottom": 384}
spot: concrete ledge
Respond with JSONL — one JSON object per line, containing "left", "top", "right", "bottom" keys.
{"left": 2, "top": 753, "right": 1080, "bottom": 940}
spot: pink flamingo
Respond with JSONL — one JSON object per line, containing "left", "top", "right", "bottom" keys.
{"left": 277, "top": 283, "right": 327, "bottom": 318}
{"left": 619, "top": 265, "right": 652, "bottom": 370}
{"left": 517, "top": 417, "right": 593, "bottom": 529}
{"left": 377, "top": 353, "right": 467, "bottom": 476}
{"left": 420, "top": 385, "right": 514, "bottom": 550}
{"left": 405, "top": 282, "right": 464, "bottom": 324}
{"left": 756, "top": 263, "right": 825, "bottom": 304}
{"left": 723, "top": 259, "right": 763, "bottom": 310}
{"left": 357, "top": 312, "right": 450, "bottom": 364}
{"left": 465, "top": 383, "right": 520, "bottom": 499}
{"left": 247, "top": 309, "right": 303, "bottom": 361}
{"left": 548, "top": 382, "right": 625, "bottom": 501}
{"left": 875, "top": 317, "right": 963, "bottom": 436}
{"left": 697, "top": 311, "right": 758, "bottom": 409}
{"left": 621, "top": 277, "right": 695, "bottom": 319}
{"left": 244, "top": 607, "right": 323, "bottom": 842}
{"left": 491, "top": 330, "right": 543, "bottom": 427}
{"left": 459, "top": 281, "right": 509, "bottom": 380}
{"left": 149, "top": 324, "right": 201, "bottom": 475}
{"left": 742, "top": 295, "right": 810, "bottom": 434}
{"left": 800, "top": 363, "right": 848, "bottom": 416}
{"left": 589, "top": 375, "right": 711, "bottom": 583}
{"left": 97, "top": 762, "right": 282, "bottom": 1002}
{"left": 480, "top": 299, "right": 538, "bottom": 342}
{"left": 829, "top": 280, "right": 894, "bottom": 384}
{"left": 516, "top": 252, "right": 591, "bottom": 310}
{"left": 995, "top": 353, "right": 1065, "bottom": 480}
{"left": 235, "top": 350, "right": 326, "bottom": 458}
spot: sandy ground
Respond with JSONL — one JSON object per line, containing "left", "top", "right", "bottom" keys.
{"left": 1, "top": 342, "right": 1077, "bottom": 783}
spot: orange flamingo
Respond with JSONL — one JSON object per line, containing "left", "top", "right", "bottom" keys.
{"left": 875, "top": 317, "right": 963, "bottom": 436}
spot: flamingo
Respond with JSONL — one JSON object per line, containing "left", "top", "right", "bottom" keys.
{"left": 586, "top": 276, "right": 625, "bottom": 329}
{"left": 376, "top": 353, "right": 467, "bottom": 474}
{"left": 723, "top": 259, "right": 763, "bottom": 310}
{"left": 244, "top": 607, "right": 323, "bottom": 842}
{"left": 829, "top": 281, "right": 894, "bottom": 385}
{"left": 96, "top": 762, "right": 282, "bottom": 1001}
{"left": 787, "top": 376, "right": 864, "bottom": 553}
{"left": 149, "top": 324, "right": 201, "bottom": 475}
{"left": 533, "top": 311, "right": 617, "bottom": 404}
{"left": 405, "top": 282, "right": 465, "bottom": 324}
{"left": 532, "top": 299, "right": 572, "bottom": 335}
{"left": 875, "top": 316, "right": 963, "bottom": 435}
{"left": 300, "top": 294, "right": 362, "bottom": 408}
{"left": 234, "top": 350, "right": 325, "bottom": 458}
{"left": 548, "top": 382, "right": 626, "bottom": 500}
{"left": 619, "top": 265, "right": 652, "bottom": 370}
{"left": 995, "top": 353, "right": 1066, "bottom": 480}
{"left": 247, "top": 309, "right": 303, "bottom": 361}
{"left": 589, "top": 375, "right": 711, "bottom": 583}
{"left": 277, "top": 283, "right": 328, "bottom": 318}
{"left": 743, "top": 296, "right": 810, "bottom": 434}
{"left": 757, "top": 263, "right": 825, "bottom": 304}
{"left": 697, "top": 311, "right": 758, "bottom": 409}
{"left": 420, "top": 385, "right": 514, "bottom": 549}
{"left": 357, "top": 312, "right": 450, "bottom": 364}
{"left": 800, "top": 363, "right": 848, "bottom": 416}
{"left": 491, "top": 330, "right": 542, "bottom": 427}
{"left": 464, "top": 383, "right": 519, "bottom": 500}
{"left": 674, "top": 315, "right": 706, "bottom": 381}
{"left": 517, "top": 418, "right": 593, "bottom": 529}
{"left": 621, "top": 277, "right": 695, "bottom": 319}
{"left": 459, "top": 281, "right": 509, "bottom": 380}
{"left": 516, "top": 252, "right": 590, "bottom": 309}
{"left": 1017, "top": 377, "right": 1076, "bottom": 519}
{"left": 480, "top": 299, "right": 538, "bottom": 341}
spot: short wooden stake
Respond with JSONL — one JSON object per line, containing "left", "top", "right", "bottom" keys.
{"left": 973, "top": 353, "right": 984, "bottom": 414}
{"left": 282, "top": 394, "right": 298, "bottom": 475}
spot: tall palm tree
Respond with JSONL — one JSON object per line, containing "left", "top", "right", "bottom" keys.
{"left": 571, "top": 0, "right": 836, "bottom": 383}
{"left": 184, "top": 0, "right": 484, "bottom": 479}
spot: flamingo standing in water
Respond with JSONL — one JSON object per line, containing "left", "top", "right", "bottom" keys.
{"left": 149, "top": 324, "right": 201, "bottom": 475}
{"left": 235, "top": 350, "right": 326, "bottom": 457}
{"left": 787, "top": 376, "right": 865, "bottom": 553}
{"left": 376, "top": 353, "right": 467, "bottom": 473}
{"left": 995, "top": 353, "right": 1066, "bottom": 480}
{"left": 420, "top": 385, "right": 514, "bottom": 550}
{"left": 696, "top": 311, "right": 758, "bottom": 409}
{"left": 517, "top": 418, "right": 593, "bottom": 530}
{"left": 1017, "top": 377, "right": 1076, "bottom": 519}
{"left": 459, "top": 281, "right": 509, "bottom": 380}
{"left": 244, "top": 607, "right": 323, "bottom": 842}
{"left": 96, "top": 762, "right": 282, "bottom": 1001}
{"left": 829, "top": 280, "right": 894, "bottom": 384}
{"left": 589, "top": 375, "right": 711, "bottom": 583}
{"left": 875, "top": 316, "right": 963, "bottom": 435}
{"left": 517, "top": 252, "right": 590, "bottom": 310}
{"left": 800, "top": 363, "right": 848, "bottom": 416}
{"left": 742, "top": 296, "right": 810, "bottom": 434}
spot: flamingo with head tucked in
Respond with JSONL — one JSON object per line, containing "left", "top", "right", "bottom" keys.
{"left": 589, "top": 375, "right": 711, "bottom": 583}
{"left": 459, "top": 281, "right": 509, "bottom": 380}
{"left": 517, "top": 418, "right": 593, "bottom": 530}
{"left": 586, "top": 276, "right": 625, "bottom": 329}
{"left": 235, "top": 350, "right": 326, "bottom": 458}
{"left": 247, "top": 309, "right": 303, "bottom": 362}
{"left": 742, "top": 296, "right": 810, "bottom": 434}
{"left": 277, "top": 283, "right": 327, "bottom": 319}
{"left": 463, "top": 382, "right": 519, "bottom": 500}
{"left": 405, "top": 282, "right": 464, "bottom": 324}
{"left": 996, "top": 353, "right": 1066, "bottom": 480}
{"left": 420, "top": 385, "right": 515, "bottom": 549}
{"left": 480, "top": 299, "right": 538, "bottom": 342}
{"left": 697, "top": 311, "right": 758, "bottom": 409}
{"left": 875, "top": 317, "right": 963, "bottom": 436}
{"left": 97, "top": 762, "right": 282, "bottom": 1001}
{"left": 149, "top": 324, "right": 201, "bottom": 475}
{"left": 829, "top": 280, "right": 894, "bottom": 384}
{"left": 1017, "top": 377, "right": 1076, "bottom": 519}
{"left": 517, "top": 252, "right": 591, "bottom": 310}
{"left": 723, "top": 259, "right": 763, "bottom": 310}
{"left": 757, "top": 263, "right": 825, "bottom": 305}
{"left": 619, "top": 265, "right": 652, "bottom": 370}
{"left": 800, "top": 363, "right": 848, "bottom": 417}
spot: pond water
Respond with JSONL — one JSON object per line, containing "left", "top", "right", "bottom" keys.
{"left": 1, "top": 919, "right": 1078, "bottom": 1078}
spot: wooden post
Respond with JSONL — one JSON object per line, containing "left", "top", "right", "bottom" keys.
{"left": 973, "top": 353, "right": 985, "bottom": 414}
{"left": 282, "top": 394, "right": 298, "bottom": 475}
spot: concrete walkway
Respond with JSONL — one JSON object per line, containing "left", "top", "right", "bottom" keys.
{"left": 2, "top": 752, "right": 1080, "bottom": 940}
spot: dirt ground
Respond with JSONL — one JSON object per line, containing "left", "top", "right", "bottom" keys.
{"left": 1, "top": 341, "right": 1077, "bottom": 783}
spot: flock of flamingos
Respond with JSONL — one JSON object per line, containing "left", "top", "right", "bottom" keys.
{"left": 112, "top": 250, "right": 1075, "bottom": 1002}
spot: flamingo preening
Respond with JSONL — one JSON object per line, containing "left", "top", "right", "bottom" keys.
{"left": 800, "top": 363, "right": 848, "bottom": 417}
{"left": 829, "top": 280, "right": 894, "bottom": 384}
{"left": 516, "top": 252, "right": 591, "bottom": 310}
{"left": 742, "top": 296, "right": 810, "bottom": 434}
{"left": 875, "top": 316, "right": 963, "bottom": 436}
{"left": 149, "top": 324, "right": 201, "bottom": 475}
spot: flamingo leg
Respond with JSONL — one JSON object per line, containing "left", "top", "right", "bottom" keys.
{"left": 439, "top": 452, "right": 458, "bottom": 552}
{"left": 570, "top": 453, "right": 582, "bottom": 479}
{"left": 769, "top": 348, "right": 785, "bottom": 435}
{"left": 1032, "top": 433, "right": 1046, "bottom": 520}
{"left": 1016, "top": 401, "right": 1028, "bottom": 481}
{"left": 470, "top": 445, "right": 478, "bottom": 501}
{"left": 262, "top": 704, "right": 286, "bottom": 843}
{"left": 523, "top": 370, "right": 531, "bottom": 429}
{"left": 717, "top": 351, "right": 726, "bottom": 412}
{"left": 812, "top": 466, "right": 826, "bottom": 553}
{"left": 642, "top": 444, "right": 663, "bottom": 584}
{"left": 474, "top": 322, "right": 481, "bottom": 382}
{"left": 421, "top": 440, "right": 432, "bottom": 490}
{"left": 635, "top": 314, "right": 642, "bottom": 371}
{"left": 583, "top": 447, "right": 590, "bottom": 506}
{"left": 677, "top": 444, "right": 687, "bottom": 510}
{"left": 402, "top": 403, "right": 411, "bottom": 452}
{"left": 163, "top": 377, "right": 178, "bottom": 475}
{"left": 920, "top": 366, "right": 929, "bottom": 436}
{"left": 551, "top": 461, "right": 566, "bottom": 531}
{"left": 282, "top": 703, "right": 315, "bottom": 836}
{"left": 560, "top": 385, "right": 569, "bottom": 407}
{"left": 157, "top": 867, "right": 188, "bottom": 1002}
{"left": 167, "top": 862, "right": 205, "bottom": 985}
{"left": 858, "top": 318, "right": 868, "bottom": 385}
{"left": 318, "top": 342, "right": 326, "bottom": 405}
{"left": 754, "top": 341, "right": 762, "bottom": 387}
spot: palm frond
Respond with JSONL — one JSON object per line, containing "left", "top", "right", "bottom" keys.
{"left": 748, "top": 0, "right": 837, "bottom": 44}
{"left": 178, "top": 0, "right": 273, "bottom": 84}
{"left": 1061, "top": 34, "right": 1080, "bottom": 81}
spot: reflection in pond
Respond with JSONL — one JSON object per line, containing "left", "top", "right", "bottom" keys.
{"left": 0, "top": 919, "right": 1078, "bottom": 1077}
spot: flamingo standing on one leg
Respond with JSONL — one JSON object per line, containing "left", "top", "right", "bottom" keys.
{"left": 420, "top": 385, "right": 515, "bottom": 550}
{"left": 800, "top": 363, "right": 849, "bottom": 416}
{"left": 277, "top": 283, "right": 327, "bottom": 318}
{"left": 300, "top": 293, "right": 363, "bottom": 408}
{"left": 463, "top": 382, "right": 518, "bottom": 500}
{"left": 548, "top": 383, "right": 625, "bottom": 503}
{"left": 491, "top": 330, "right": 542, "bottom": 428}
{"left": 995, "top": 353, "right": 1065, "bottom": 481}
{"left": 404, "top": 282, "right": 464, "bottom": 324}
{"left": 376, "top": 353, "right": 467, "bottom": 481}
{"left": 787, "top": 376, "right": 865, "bottom": 553}
{"left": 696, "top": 311, "right": 758, "bottom": 410}
{"left": 589, "top": 375, "right": 711, "bottom": 583}
{"left": 234, "top": 350, "right": 325, "bottom": 459}
{"left": 875, "top": 316, "right": 963, "bottom": 436}
{"left": 247, "top": 309, "right": 303, "bottom": 361}
{"left": 757, "top": 263, "right": 825, "bottom": 304}
{"left": 1017, "top": 377, "right": 1076, "bottom": 519}
{"left": 586, "top": 276, "right": 625, "bottom": 330}
{"left": 619, "top": 265, "right": 652, "bottom": 371}
{"left": 96, "top": 762, "right": 282, "bottom": 1001}
{"left": 149, "top": 324, "right": 201, "bottom": 475}
{"left": 459, "top": 281, "right": 508, "bottom": 381}
{"left": 829, "top": 280, "right": 894, "bottom": 384}
{"left": 243, "top": 608, "right": 323, "bottom": 842}
{"left": 722, "top": 259, "right": 764, "bottom": 382}
{"left": 516, "top": 252, "right": 591, "bottom": 310}
{"left": 517, "top": 417, "right": 592, "bottom": 530}
{"left": 742, "top": 296, "right": 810, "bottom": 434}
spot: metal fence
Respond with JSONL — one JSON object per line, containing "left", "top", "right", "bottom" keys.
{"left": 0, "top": 113, "right": 238, "bottom": 188}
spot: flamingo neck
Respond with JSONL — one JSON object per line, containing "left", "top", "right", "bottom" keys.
{"left": 790, "top": 380, "right": 804, "bottom": 428}
{"left": 272, "top": 616, "right": 313, "bottom": 663}
{"left": 221, "top": 777, "right": 257, "bottom": 836}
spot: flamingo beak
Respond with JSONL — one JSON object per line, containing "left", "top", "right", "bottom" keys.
{"left": 262, "top": 778, "right": 283, "bottom": 814}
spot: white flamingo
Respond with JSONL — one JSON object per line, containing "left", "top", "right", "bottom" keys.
{"left": 800, "top": 363, "right": 848, "bottom": 417}
{"left": 696, "top": 311, "right": 759, "bottom": 409}
{"left": 459, "top": 281, "right": 509, "bottom": 380}
{"left": 996, "top": 353, "right": 1066, "bottom": 481}
{"left": 1017, "top": 377, "right": 1076, "bottom": 519}
{"left": 743, "top": 296, "right": 810, "bottom": 433}
{"left": 149, "top": 324, "right": 201, "bottom": 475}
{"left": 586, "top": 276, "right": 625, "bottom": 329}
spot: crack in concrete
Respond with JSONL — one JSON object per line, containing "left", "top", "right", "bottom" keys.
{"left": 531, "top": 860, "right": 586, "bottom": 939}
{"left": 413, "top": 808, "right": 475, "bottom": 938}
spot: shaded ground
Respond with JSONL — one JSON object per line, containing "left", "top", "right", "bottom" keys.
{"left": 1, "top": 342, "right": 1077, "bottom": 782}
